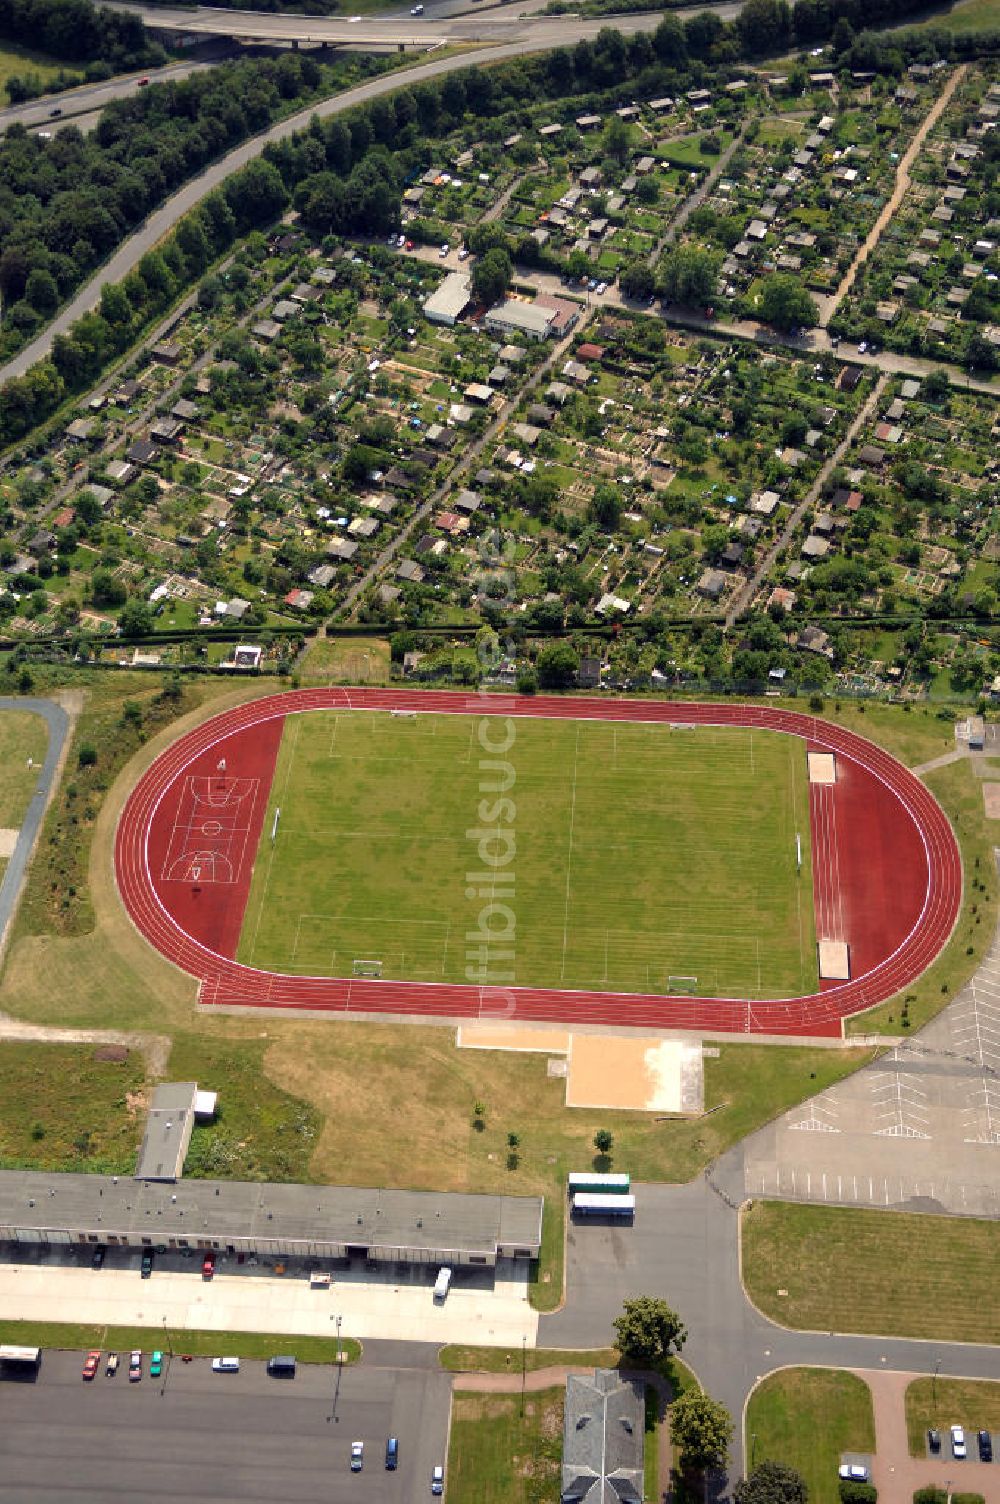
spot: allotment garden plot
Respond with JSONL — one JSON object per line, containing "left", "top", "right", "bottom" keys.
{"left": 236, "top": 710, "right": 816, "bottom": 1000}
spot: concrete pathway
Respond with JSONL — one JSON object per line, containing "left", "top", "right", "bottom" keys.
{"left": 0, "top": 1258, "right": 538, "bottom": 1347}
{"left": 820, "top": 66, "right": 967, "bottom": 328}
{"left": 913, "top": 746, "right": 970, "bottom": 777}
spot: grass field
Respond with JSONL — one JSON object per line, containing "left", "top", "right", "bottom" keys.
{"left": 447, "top": 1388, "right": 563, "bottom": 1504}
{"left": 906, "top": 1378, "right": 1000, "bottom": 1455}
{"left": 742, "top": 1203, "right": 1000, "bottom": 1342}
{"left": 238, "top": 711, "right": 816, "bottom": 999}
{"left": 0, "top": 1318, "right": 359, "bottom": 1365}
{"left": 439, "top": 1344, "right": 618, "bottom": 1373}
{"left": 0, "top": 709, "right": 48, "bottom": 827}
{"left": 0, "top": 1042, "right": 147, "bottom": 1174}
{"left": 0, "top": 42, "right": 64, "bottom": 102}
{"left": 746, "top": 1368, "right": 875, "bottom": 1504}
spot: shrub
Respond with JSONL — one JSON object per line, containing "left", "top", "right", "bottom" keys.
{"left": 913, "top": 1489, "right": 947, "bottom": 1504}
{"left": 839, "top": 1484, "right": 876, "bottom": 1504}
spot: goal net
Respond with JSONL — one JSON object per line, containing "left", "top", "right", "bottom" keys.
{"left": 667, "top": 975, "right": 699, "bottom": 995}
{"left": 352, "top": 959, "right": 383, "bottom": 978}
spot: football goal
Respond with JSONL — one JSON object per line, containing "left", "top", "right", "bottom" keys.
{"left": 352, "top": 959, "right": 383, "bottom": 978}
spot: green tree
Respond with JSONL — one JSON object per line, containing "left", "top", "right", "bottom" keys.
{"left": 536, "top": 642, "right": 580, "bottom": 689}
{"left": 471, "top": 247, "right": 512, "bottom": 308}
{"left": 613, "top": 1296, "right": 687, "bottom": 1365}
{"left": 735, "top": 1460, "right": 808, "bottom": 1504}
{"left": 24, "top": 268, "right": 59, "bottom": 315}
{"left": 593, "top": 1128, "right": 613, "bottom": 1154}
{"left": 670, "top": 1390, "right": 733, "bottom": 1471}
{"left": 602, "top": 115, "right": 631, "bottom": 164}
{"left": 660, "top": 246, "right": 720, "bottom": 309}
{"left": 758, "top": 275, "right": 818, "bottom": 332}
{"left": 620, "top": 262, "right": 656, "bottom": 301}
{"left": 119, "top": 599, "right": 153, "bottom": 637}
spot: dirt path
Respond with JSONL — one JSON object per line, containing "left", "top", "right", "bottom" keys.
{"left": 820, "top": 65, "right": 967, "bottom": 328}
{"left": 725, "top": 370, "right": 888, "bottom": 626}
{"left": 0, "top": 1014, "right": 171, "bottom": 1075}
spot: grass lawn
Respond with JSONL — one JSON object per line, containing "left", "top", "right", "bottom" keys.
{"left": 0, "top": 41, "right": 64, "bottom": 102}
{"left": 0, "top": 1042, "right": 147, "bottom": 1174}
{"left": 0, "top": 709, "right": 49, "bottom": 827}
{"left": 746, "top": 1368, "right": 875, "bottom": 1504}
{"left": 439, "top": 1344, "right": 618, "bottom": 1373}
{"left": 0, "top": 1318, "right": 359, "bottom": 1365}
{"left": 908, "top": 0, "right": 1000, "bottom": 32}
{"left": 742, "top": 1203, "right": 1000, "bottom": 1343}
{"left": 447, "top": 1388, "right": 563, "bottom": 1504}
{"left": 238, "top": 711, "right": 817, "bottom": 999}
{"left": 297, "top": 635, "right": 390, "bottom": 685}
{"left": 905, "top": 1378, "right": 1000, "bottom": 1454}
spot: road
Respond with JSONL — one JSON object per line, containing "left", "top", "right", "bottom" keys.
{"left": 0, "top": 1349, "right": 451, "bottom": 1504}
{"left": 0, "top": 53, "right": 233, "bottom": 133}
{"left": 0, "top": 698, "right": 70, "bottom": 963}
{"left": 106, "top": 0, "right": 743, "bottom": 46}
{"left": 540, "top": 1175, "right": 1000, "bottom": 1491}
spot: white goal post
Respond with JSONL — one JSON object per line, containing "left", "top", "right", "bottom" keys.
{"left": 352, "top": 959, "right": 383, "bottom": 978}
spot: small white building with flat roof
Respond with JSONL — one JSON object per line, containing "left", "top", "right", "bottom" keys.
{"left": 423, "top": 272, "right": 472, "bottom": 327}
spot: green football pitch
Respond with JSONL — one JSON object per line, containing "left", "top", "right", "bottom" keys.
{"left": 236, "top": 710, "right": 818, "bottom": 999}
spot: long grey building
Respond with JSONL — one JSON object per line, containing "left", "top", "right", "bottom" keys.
{"left": 0, "top": 1170, "right": 543, "bottom": 1267}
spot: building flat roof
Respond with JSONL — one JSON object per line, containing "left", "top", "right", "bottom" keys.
{"left": 0, "top": 1170, "right": 543, "bottom": 1258}
{"left": 134, "top": 1082, "right": 197, "bottom": 1182}
{"left": 424, "top": 272, "right": 472, "bottom": 323}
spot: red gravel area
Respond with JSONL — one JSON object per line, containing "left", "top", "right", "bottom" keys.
{"left": 114, "top": 690, "right": 962, "bottom": 1038}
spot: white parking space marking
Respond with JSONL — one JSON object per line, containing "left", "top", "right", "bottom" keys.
{"left": 870, "top": 1049, "right": 931, "bottom": 1139}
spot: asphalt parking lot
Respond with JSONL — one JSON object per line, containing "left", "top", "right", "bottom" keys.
{"left": 0, "top": 1349, "right": 451, "bottom": 1503}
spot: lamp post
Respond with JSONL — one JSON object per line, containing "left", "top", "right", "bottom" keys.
{"left": 328, "top": 1314, "right": 343, "bottom": 1424}
{"left": 160, "top": 1316, "right": 173, "bottom": 1398}
{"left": 933, "top": 1357, "right": 941, "bottom": 1406}
{"left": 520, "top": 1334, "right": 526, "bottom": 1418}
{"left": 751, "top": 1432, "right": 757, "bottom": 1469}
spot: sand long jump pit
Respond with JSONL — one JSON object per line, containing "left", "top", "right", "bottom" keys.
{"left": 457, "top": 1023, "right": 704, "bottom": 1113}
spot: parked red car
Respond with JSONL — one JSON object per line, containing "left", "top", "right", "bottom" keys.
{"left": 202, "top": 1252, "right": 216, "bottom": 1279}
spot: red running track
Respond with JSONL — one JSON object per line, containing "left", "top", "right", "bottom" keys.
{"left": 114, "top": 689, "right": 963, "bottom": 1038}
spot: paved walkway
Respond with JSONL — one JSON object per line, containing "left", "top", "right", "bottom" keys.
{"left": 0, "top": 1258, "right": 538, "bottom": 1347}
{"left": 0, "top": 697, "right": 72, "bottom": 964}
{"left": 913, "top": 746, "right": 969, "bottom": 777}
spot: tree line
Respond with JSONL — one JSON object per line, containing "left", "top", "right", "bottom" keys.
{"left": 0, "top": 49, "right": 390, "bottom": 367}
{"left": 0, "top": 0, "right": 152, "bottom": 67}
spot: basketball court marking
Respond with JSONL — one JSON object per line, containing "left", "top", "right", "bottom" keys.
{"left": 160, "top": 775, "right": 260, "bottom": 885}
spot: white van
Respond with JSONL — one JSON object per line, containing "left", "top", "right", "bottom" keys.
{"left": 212, "top": 1356, "right": 240, "bottom": 1373}
{"left": 433, "top": 1267, "right": 452, "bottom": 1302}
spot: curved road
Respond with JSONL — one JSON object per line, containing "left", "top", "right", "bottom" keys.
{"left": 0, "top": 697, "right": 70, "bottom": 959}
{"left": 0, "top": 2, "right": 746, "bottom": 384}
